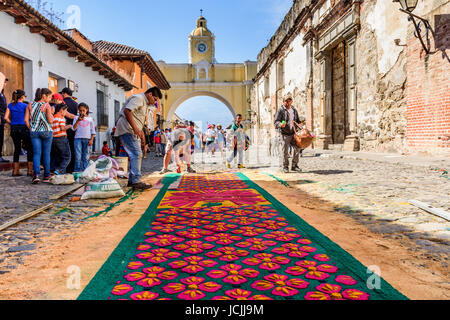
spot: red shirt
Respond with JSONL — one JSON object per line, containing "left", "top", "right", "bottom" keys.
{"left": 102, "top": 145, "right": 111, "bottom": 155}
{"left": 154, "top": 136, "right": 161, "bottom": 144}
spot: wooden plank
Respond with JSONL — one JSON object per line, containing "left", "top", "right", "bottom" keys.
{"left": 409, "top": 200, "right": 450, "bottom": 222}
{"left": 0, "top": 204, "right": 54, "bottom": 232}
{"left": 49, "top": 183, "right": 84, "bottom": 201}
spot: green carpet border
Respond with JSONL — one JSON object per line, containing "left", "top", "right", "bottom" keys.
{"left": 78, "top": 174, "right": 181, "bottom": 300}
{"left": 236, "top": 172, "right": 408, "bottom": 300}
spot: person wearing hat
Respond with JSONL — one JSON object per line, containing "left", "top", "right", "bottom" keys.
{"left": 0, "top": 78, "right": 10, "bottom": 163}
{"left": 60, "top": 88, "right": 77, "bottom": 173}
{"left": 274, "top": 95, "right": 303, "bottom": 173}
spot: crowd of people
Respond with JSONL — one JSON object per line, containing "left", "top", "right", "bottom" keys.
{"left": 0, "top": 78, "right": 307, "bottom": 190}
{"left": 0, "top": 78, "right": 97, "bottom": 184}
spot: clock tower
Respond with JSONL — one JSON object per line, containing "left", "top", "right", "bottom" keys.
{"left": 189, "top": 13, "right": 216, "bottom": 65}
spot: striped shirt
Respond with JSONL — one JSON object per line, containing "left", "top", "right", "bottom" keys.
{"left": 29, "top": 102, "right": 52, "bottom": 132}
{"left": 52, "top": 115, "right": 67, "bottom": 138}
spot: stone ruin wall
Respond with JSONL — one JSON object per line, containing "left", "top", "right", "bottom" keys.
{"left": 356, "top": 0, "right": 408, "bottom": 153}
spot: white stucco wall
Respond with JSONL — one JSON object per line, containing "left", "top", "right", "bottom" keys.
{"left": 365, "top": 0, "right": 408, "bottom": 75}
{"left": 0, "top": 12, "right": 127, "bottom": 149}
{"left": 283, "top": 35, "right": 308, "bottom": 94}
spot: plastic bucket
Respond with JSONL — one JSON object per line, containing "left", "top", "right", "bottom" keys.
{"left": 114, "top": 157, "right": 129, "bottom": 174}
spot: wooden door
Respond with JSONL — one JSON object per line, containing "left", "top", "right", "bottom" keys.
{"left": 331, "top": 42, "right": 347, "bottom": 144}
{"left": 0, "top": 51, "right": 24, "bottom": 103}
{"left": 48, "top": 76, "right": 59, "bottom": 94}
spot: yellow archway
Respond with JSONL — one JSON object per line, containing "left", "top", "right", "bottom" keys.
{"left": 156, "top": 14, "right": 257, "bottom": 127}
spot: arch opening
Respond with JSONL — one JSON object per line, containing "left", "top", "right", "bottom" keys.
{"left": 167, "top": 91, "right": 237, "bottom": 130}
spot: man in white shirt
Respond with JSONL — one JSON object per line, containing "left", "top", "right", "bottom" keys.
{"left": 115, "top": 87, "right": 162, "bottom": 190}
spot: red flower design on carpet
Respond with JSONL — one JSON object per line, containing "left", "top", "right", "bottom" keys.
{"left": 207, "top": 264, "right": 260, "bottom": 285}
{"left": 203, "top": 207, "right": 229, "bottom": 213}
{"left": 251, "top": 212, "right": 278, "bottom": 219}
{"left": 203, "top": 213, "right": 233, "bottom": 221}
{"left": 235, "top": 238, "right": 278, "bottom": 251}
{"left": 178, "top": 219, "right": 211, "bottom": 227}
{"left": 232, "top": 226, "right": 267, "bottom": 237}
{"left": 168, "top": 256, "right": 218, "bottom": 274}
{"left": 263, "top": 231, "right": 301, "bottom": 242}
{"left": 225, "top": 209, "right": 255, "bottom": 216}
{"left": 204, "top": 233, "right": 243, "bottom": 245}
{"left": 163, "top": 276, "right": 222, "bottom": 300}
{"left": 271, "top": 244, "right": 310, "bottom": 258}
{"left": 242, "top": 253, "right": 291, "bottom": 271}
{"left": 212, "top": 288, "right": 273, "bottom": 300}
{"left": 111, "top": 284, "right": 134, "bottom": 296}
{"left": 155, "top": 215, "right": 187, "bottom": 224}
{"left": 124, "top": 266, "right": 179, "bottom": 288}
{"left": 286, "top": 261, "right": 338, "bottom": 281}
{"left": 335, "top": 275, "right": 358, "bottom": 286}
{"left": 158, "top": 208, "right": 188, "bottom": 215}
{"left": 251, "top": 274, "right": 309, "bottom": 297}
{"left": 180, "top": 210, "right": 210, "bottom": 219}
{"left": 205, "top": 247, "right": 250, "bottom": 262}
{"left": 229, "top": 217, "right": 260, "bottom": 226}
{"left": 204, "top": 222, "right": 238, "bottom": 232}
{"left": 173, "top": 240, "right": 215, "bottom": 254}
{"left": 176, "top": 228, "right": 214, "bottom": 239}
{"left": 145, "top": 234, "right": 185, "bottom": 247}
{"left": 127, "top": 261, "right": 145, "bottom": 270}
{"left": 304, "top": 283, "right": 369, "bottom": 300}
{"left": 135, "top": 248, "right": 182, "bottom": 264}
{"left": 313, "top": 254, "right": 331, "bottom": 262}
{"left": 137, "top": 244, "right": 152, "bottom": 251}
{"left": 130, "top": 291, "right": 160, "bottom": 300}
{"left": 151, "top": 222, "right": 185, "bottom": 233}
{"left": 255, "top": 220, "right": 289, "bottom": 230}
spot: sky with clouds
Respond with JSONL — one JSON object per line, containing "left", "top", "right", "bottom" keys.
{"left": 32, "top": 0, "right": 292, "bottom": 127}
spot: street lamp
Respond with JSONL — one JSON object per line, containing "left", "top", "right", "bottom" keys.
{"left": 397, "top": 0, "right": 418, "bottom": 12}
{"left": 393, "top": 0, "right": 431, "bottom": 54}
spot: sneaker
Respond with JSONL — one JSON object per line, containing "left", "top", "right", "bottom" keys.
{"left": 226, "top": 162, "right": 231, "bottom": 169}
{"left": 238, "top": 164, "right": 245, "bottom": 169}
{"left": 159, "top": 168, "right": 169, "bottom": 175}
{"left": 186, "top": 167, "right": 196, "bottom": 174}
{"left": 131, "top": 182, "right": 153, "bottom": 190}
{"left": 283, "top": 168, "right": 289, "bottom": 174}
{"left": 32, "top": 176, "right": 40, "bottom": 184}
{"left": 43, "top": 176, "right": 52, "bottom": 183}
{"left": 291, "top": 166, "right": 302, "bottom": 173}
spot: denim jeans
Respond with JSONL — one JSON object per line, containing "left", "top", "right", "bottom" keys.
{"left": 119, "top": 133, "right": 142, "bottom": 185}
{"left": 74, "top": 138, "right": 91, "bottom": 172}
{"left": 30, "top": 131, "right": 53, "bottom": 177}
{"left": 51, "top": 137, "right": 72, "bottom": 173}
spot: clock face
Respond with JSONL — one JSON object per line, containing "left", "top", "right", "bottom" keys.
{"left": 197, "top": 43, "right": 207, "bottom": 53}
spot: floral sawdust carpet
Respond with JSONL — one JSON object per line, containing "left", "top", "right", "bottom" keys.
{"left": 79, "top": 173, "right": 407, "bottom": 301}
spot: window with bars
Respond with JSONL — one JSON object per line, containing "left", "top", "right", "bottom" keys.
{"left": 114, "top": 100, "right": 121, "bottom": 123}
{"left": 97, "top": 89, "right": 108, "bottom": 127}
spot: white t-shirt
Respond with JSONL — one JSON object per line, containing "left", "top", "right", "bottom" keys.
{"left": 115, "top": 93, "right": 156, "bottom": 137}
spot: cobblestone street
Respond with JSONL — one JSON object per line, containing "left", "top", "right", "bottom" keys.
{"left": 188, "top": 148, "right": 450, "bottom": 266}
{"left": 0, "top": 155, "right": 164, "bottom": 274}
